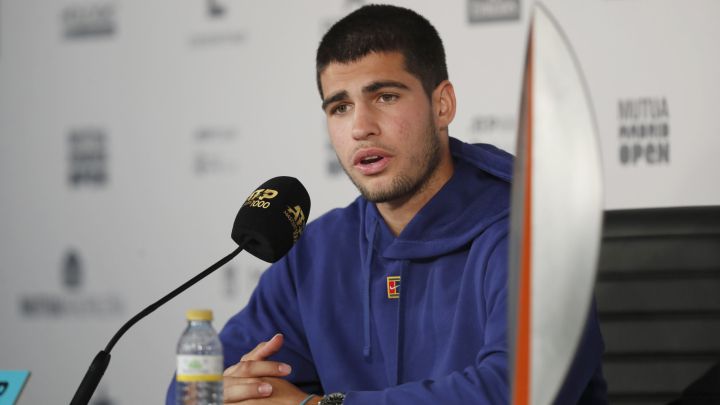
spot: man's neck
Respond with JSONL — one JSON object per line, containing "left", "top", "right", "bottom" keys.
{"left": 376, "top": 158, "right": 454, "bottom": 237}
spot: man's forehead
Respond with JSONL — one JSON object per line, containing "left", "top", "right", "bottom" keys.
{"left": 319, "top": 51, "right": 413, "bottom": 95}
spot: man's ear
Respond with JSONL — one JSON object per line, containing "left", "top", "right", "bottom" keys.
{"left": 432, "top": 80, "right": 457, "bottom": 131}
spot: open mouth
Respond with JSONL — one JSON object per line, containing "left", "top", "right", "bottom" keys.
{"left": 353, "top": 149, "right": 391, "bottom": 175}
{"left": 360, "top": 155, "right": 383, "bottom": 165}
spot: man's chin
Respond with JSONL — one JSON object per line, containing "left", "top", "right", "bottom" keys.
{"left": 354, "top": 180, "right": 392, "bottom": 203}
{"left": 357, "top": 178, "right": 417, "bottom": 204}
{"left": 357, "top": 184, "right": 387, "bottom": 203}
{"left": 344, "top": 169, "right": 411, "bottom": 203}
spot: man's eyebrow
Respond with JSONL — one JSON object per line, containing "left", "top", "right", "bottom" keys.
{"left": 362, "top": 80, "right": 409, "bottom": 94}
{"left": 321, "top": 81, "right": 410, "bottom": 111}
{"left": 322, "top": 90, "right": 349, "bottom": 111}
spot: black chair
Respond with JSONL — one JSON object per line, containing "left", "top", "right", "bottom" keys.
{"left": 596, "top": 207, "right": 720, "bottom": 405}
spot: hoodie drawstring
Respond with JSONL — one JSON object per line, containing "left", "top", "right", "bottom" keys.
{"left": 363, "top": 219, "right": 379, "bottom": 359}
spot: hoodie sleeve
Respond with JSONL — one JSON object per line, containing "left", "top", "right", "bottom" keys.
{"left": 342, "top": 236, "right": 510, "bottom": 405}
{"left": 164, "top": 254, "right": 321, "bottom": 405}
{"left": 218, "top": 255, "right": 321, "bottom": 391}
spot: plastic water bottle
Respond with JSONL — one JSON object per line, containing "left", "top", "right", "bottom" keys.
{"left": 176, "top": 309, "right": 224, "bottom": 405}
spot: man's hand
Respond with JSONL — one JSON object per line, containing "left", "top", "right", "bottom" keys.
{"left": 230, "top": 378, "right": 320, "bottom": 405}
{"left": 223, "top": 333, "right": 314, "bottom": 404}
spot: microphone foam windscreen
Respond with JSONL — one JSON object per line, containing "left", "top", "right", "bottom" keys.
{"left": 231, "top": 176, "right": 311, "bottom": 263}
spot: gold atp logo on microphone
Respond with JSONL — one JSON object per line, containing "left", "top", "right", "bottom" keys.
{"left": 244, "top": 188, "right": 278, "bottom": 209}
{"left": 284, "top": 205, "right": 306, "bottom": 242}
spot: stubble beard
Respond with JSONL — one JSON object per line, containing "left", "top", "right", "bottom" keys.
{"left": 339, "top": 118, "right": 443, "bottom": 204}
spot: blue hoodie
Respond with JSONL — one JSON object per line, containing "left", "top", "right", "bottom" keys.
{"left": 166, "top": 138, "right": 606, "bottom": 404}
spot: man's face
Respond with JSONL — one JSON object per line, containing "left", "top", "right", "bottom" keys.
{"left": 320, "top": 52, "right": 443, "bottom": 203}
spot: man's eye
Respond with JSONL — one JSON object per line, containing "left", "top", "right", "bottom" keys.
{"left": 332, "top": 104, "right": 350, "bottom": 115}
{"left": 378, "top": 94, "right": 399, "bottom": 103}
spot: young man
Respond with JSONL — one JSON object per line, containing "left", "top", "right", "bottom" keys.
{"left": 167, "top": 5, "right": 606, "bottom": 405}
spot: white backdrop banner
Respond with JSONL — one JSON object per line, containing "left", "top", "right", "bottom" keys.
{"left": 0, "top": 0, "right": 718, "bottom": 403}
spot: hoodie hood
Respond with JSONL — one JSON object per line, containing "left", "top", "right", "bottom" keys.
{"left": 363, "top": 137, "right": 513, "bottom": 260}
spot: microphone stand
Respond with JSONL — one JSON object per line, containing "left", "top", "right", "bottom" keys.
{"left": 70, "top": 242, "right": 246, "bottom": 405}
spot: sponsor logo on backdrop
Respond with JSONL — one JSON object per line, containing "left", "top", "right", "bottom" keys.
{"left": 18, "top": 249, "right": 125, "bottom": 318}
{"left": 468, "top": 114, "right": 516, "bottom": 151}
{"left": 223, "top": 264, "right": 263, "bottom": 299}
{"left": 467, "top": 0, "right": 520, "bottom": 23}
{"left": 62, "top": 1, "right": 116, "bottom": 39}
{"left": 91, "top": 387, "right": 116, "bottom": 405}
{"left": 206, "top": 0, "right": 226, "bottom": 18}
{"left": 320, "top": 0, "right": 367, "bottom": 33}
{"left": 68, "top": 127, "right": 109, "bottom": 187}
{"left": 63, "top": 250, "right": 83, "bottom": 290}
{"left": 618, "top": 97, "right": 670, "bottom": 166}
{"left": 224, "top": 265, "right": 237, "bottom": 297}
{"left": 189, "top": 0, "right": 246, "bottom": 46}
{"left": 325, "top": 139, "right": 343, "bottom": 177}
{"left": 194, "top": 127, "right": 240, "bottom": 175}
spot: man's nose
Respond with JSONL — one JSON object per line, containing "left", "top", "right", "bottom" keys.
{"left": 351, "top": 104, "right": 380, "bottom": 140}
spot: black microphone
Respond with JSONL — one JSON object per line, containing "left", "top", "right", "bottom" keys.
{"left": 70, "top": 176, "right": 310, "bottom": 405}
{"left": 232, "top": 175, "right": 311, "bottom": 262}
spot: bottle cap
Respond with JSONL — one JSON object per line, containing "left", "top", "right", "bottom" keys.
{"left": 186, "top": 309, "right": 213, "bottom": 321}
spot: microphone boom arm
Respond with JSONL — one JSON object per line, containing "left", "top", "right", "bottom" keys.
{"left": 70, "top": 243, "right": 246, "bottom": 405}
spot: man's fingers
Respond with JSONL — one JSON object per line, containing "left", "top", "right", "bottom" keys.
{"left": 240, "top": 340, "right": 267, "bottom": 362}
{"left": 223, "top": 359, "right": 292, "bottom": 378}
{"left": 240, "top": 333, "right": 284, "bottom": 362}
{"left": 223, "top": 379, "right": 273, "bottom": 402}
